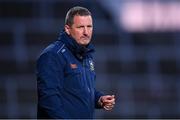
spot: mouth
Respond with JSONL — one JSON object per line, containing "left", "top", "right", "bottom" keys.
{"left": 81, "top": 36, "right": 89, "bottom": 39}
{"left": 82, "top": 35, "right": 91, "bottom": 39}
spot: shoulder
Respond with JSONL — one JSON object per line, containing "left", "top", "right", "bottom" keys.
{"left": 37, "top": 40, "right": 67, "bottom": 64}
{"left": 41, "top": 40, "right": 65, "bottom": 54}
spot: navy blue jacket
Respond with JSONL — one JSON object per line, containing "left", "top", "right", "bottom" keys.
{"left": 36, "top": 31, "right": 103, "bottom": 119}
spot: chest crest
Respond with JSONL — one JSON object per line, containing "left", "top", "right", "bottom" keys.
{"left": 89, "top": 59, "right": 95, "bottom": 71}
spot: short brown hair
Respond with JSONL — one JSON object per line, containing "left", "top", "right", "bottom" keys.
{"left": 65, "top": 6, "right": 92, "bottom": 26}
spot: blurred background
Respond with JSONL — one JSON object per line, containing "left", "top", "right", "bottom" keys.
{"left": 0, "top": 0, "right": 180, "bottom": 118}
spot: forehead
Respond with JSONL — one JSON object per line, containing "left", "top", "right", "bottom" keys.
{"left": 73, "top": 15, "right": 93, "bottom": 25}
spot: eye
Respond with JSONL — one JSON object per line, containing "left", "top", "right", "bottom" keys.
{"left": 77, "top": 26, "right": 84, "bottom": 28}
{"left": 87, "top": 25, "right": 92, "bottom": 28}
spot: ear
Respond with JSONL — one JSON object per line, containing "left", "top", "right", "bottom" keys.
{"left": 64, "top": 25, "right": 70, "bottom": 35}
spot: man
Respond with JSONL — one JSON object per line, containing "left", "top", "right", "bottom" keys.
{"left": 36, "top": 6, "right": 115, "bottom": 119}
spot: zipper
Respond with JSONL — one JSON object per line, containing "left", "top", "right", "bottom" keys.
{"left": 82, "top": 58, "right": 90, "bottom": 93}
{"left": 82, "top": 58, "right": 94, "bottom": 117}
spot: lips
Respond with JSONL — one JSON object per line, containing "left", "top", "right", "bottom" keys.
{"left": 81, "top": 36, "right": 89, "bottom": 39}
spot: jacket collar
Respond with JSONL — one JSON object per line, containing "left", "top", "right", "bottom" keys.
{"left": 58, "top": 30, "right": 95, "bottom": 60}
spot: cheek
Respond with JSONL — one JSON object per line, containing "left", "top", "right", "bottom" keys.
{"left": 71, "top": 32, "right": 82, "bottom": 41}
{"left": 90, "top": 31, "right": 93, "bottom": 35}
{"left": 89, "top": 30, "right": 93, "bottom": 35}
{"left": 75, "top": 33, "right": 82, "bottom": 39}
{"left": 77, "top": 32, "right": 84, "bottom": 38}
{"left": 71, "top": 31, "right": 79, "bottom": 37}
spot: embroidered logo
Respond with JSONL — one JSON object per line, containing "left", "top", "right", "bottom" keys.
{"left": 89, "top": 60, "right": 94, "bottom": 71}
{"left": 70, "top": 63, "right": 77, "bottom": 69}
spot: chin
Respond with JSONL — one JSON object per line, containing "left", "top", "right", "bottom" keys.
{"left": 79, "top": 41, "right": 90, "bottom": 46}
{"left": 81, "top": 44, "right": 88, "bottom": 46}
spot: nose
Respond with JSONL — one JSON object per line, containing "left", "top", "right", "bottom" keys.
{"left": 83, "top": 27, "right": 88, "bottom": 35}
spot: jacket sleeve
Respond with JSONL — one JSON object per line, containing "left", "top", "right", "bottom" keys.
{"left": 94, "top": 89, "right": 104, "bottom": 108}
{"left": 36, "top": 51, "right": 69, "bottom": 118}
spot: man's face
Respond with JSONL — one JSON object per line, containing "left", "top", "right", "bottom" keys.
{"left": 65, "top": 15, "right": 93, "bottom": 46}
